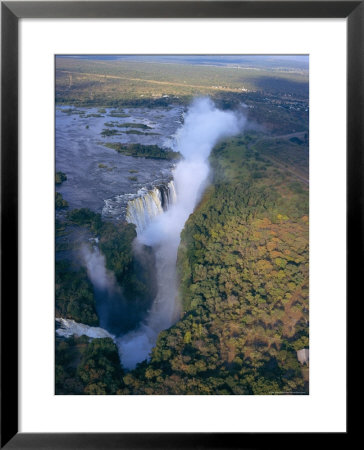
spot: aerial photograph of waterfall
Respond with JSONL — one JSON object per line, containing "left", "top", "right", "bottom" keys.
{"left": 55, "top": 55, "right": 309, "bottom": 395}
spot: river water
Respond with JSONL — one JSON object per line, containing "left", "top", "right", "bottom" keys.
{"left": 55, "top": 100, "right": 240, "bottom": 370}
{"left": 55, "top": 104, "right": 184, "bottom": 347}
{"left": 56, "top": 105, "right": 183, "bottom": 218}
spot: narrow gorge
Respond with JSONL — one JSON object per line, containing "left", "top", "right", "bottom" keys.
{"left": 57, "top": 98, "right": 243, "bottom": 371}
{"left": 117, "top": 98, "right": 242, "bottom": 368}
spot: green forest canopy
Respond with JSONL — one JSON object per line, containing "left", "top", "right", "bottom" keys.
{"left": 56, "top": 132, "right": 309, "bottom": 395}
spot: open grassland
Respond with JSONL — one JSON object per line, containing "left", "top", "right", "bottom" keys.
{"left": 56, "top": 58, "right": 308, "bottom": 135}
{"left": 56, "top": 58, "right": 308, "bottom": 104}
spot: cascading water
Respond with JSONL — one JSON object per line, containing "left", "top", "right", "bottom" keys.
{"left": 160, "top": 180, "right": 177, "bottom": 210}
{"left": 55, "top": 182, "right": 176, "bottom": 348}
{"left": 55, "top": 98, "right": 243, "bottom": 371}
{"left": 56, "top": 318, "right": 114, "bottom": 340}
{"left": 125, "top": 180, "right": 177, "bottom": 234}
{"left": 117, "top": 98, "right": 243, "bottom": 369}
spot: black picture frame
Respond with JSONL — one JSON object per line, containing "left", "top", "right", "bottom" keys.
{"left": 1, "top": 1, "right": 357, "bottom": 448}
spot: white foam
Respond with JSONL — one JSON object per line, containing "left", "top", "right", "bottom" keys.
{"left": 56, "top": 318, "right": 114, "bottom": 340}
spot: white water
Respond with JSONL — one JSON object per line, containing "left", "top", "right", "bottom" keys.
{"left": 55, "top": 182, "right": 177, "bottom": 348}
{"left": 117, "top": 98, "right": 242, "bottom": 369}
{"left": 56, "top": 318, "right": 114, "bottom": 339}
{"left": 126, "top": 180, "right": 177, "bottom": 234}
{"left": 56, "top": 99, "right": 243, "bottom": 369}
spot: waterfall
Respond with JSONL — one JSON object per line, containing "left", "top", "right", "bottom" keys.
{"left": 118, "top": 179, "right": 178, "bottom": 369}
{"left": 117, "top": 99, "right": 242, "bottom": 370}
{"left": 56, "top": 99, "right": 242, "bottom": 372}
{"left": 125, "top": 180, "right": 176, "bottom": 234}
{"left": 125, "top": 188, "right": 163, "bottom": 234}
{"left": 56, "top": 181, "right": 176, "bottom": 349}
{"left": 159, "top": 180, "right": 177, "bottom": 210}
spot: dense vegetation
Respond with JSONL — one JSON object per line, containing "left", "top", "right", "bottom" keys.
{"left": 55, "top": 208, "right": 158, "bottom": 393}
{"left": 118, "top": 123, "right": 152, "bottom": 129}
{"left": 56, "top": 208, "right": 157, "bottom": 332}
{"left": 55, "top": 260, "right": 99, "bottom": 326}
{"left": 252, "top": 133, "right": 309, "bottom": 179}
{"left": 100, "top": 128, "right": 121, "bottom": 137}
{"left": 104, "top": 143, "right": 180, "bottom": 160}
{"left": 55, "top": 336, "right": 123, "bottom": 394}
{"left": 55, "top": 191, "right": 68, "bottom": 209}
{"left": 101, "top": 128, "right": 158, "bottom": 137}
{"left": 117, "top": 136, "right": 309, "bottom": 394}
{"left": 55, "top": 171, "right": 67, "bottom": 185}
{"left": 108, "top": 111, "right": 130, "bottom": 118}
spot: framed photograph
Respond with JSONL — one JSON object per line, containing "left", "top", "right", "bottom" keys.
{"left": 1, "top": 1, "right": 356, "bottom": 447}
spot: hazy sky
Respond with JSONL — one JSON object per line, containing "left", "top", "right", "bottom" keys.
{"left": 58, "top": 54, "right": 309, "bottom": 70}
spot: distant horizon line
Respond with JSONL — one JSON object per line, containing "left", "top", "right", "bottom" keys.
{"left": 56, "top": 55, "right": 309, "bottom": 71}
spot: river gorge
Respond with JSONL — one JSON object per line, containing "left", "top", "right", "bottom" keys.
{"left": 56, "top": 98, "right": 241, "bottom": 369}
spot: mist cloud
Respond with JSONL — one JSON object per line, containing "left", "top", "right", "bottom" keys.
{"left": 118, "top": 97, "right": 244, "bottom": 369}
